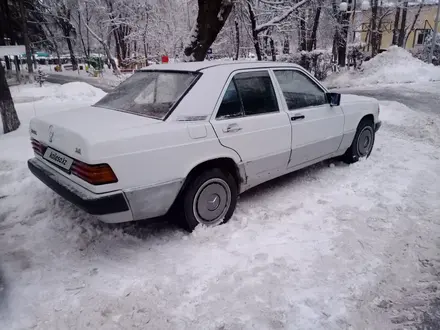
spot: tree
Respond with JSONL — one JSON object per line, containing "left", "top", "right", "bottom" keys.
{"left": 234, "top": 19, "right": 240, "bottom": 60}
{"left": 248, "top": 1, "right": 262, "bottom": 60}
{"left": 184, "top": 0, "right": 234, "bottom": 61}
{"left": 405, "top": 0, "right": 425, "bottom": 46}
{"left": 40, "top": 0, "right": 79, "bottom": 70}
{"left": 392, "top": 5, "right": 401, "bottom": 45}
{"left": 0, "top": 64, "right": 20, "bottom": 134}
{"left": 246, "top": 0, "right": 312, "bottom": 61}
{"left": 397, "top": 0, "right": 408, "bottom": 47}
{"left": 18, "top": 0, "right": 34, "bottom": 76}
{"left": 308, "top": 3, "right": 322, "bottom": 51}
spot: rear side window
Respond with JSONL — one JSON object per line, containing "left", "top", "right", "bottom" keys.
{"left": 274, "top": 70, "right": 327, "bottom": 110}
{"left": 234, "top": 71, "right": 278, "bottom": 116}
{"left": 216, "top": 70, "right": 278, "bottom": 119}
{"left": 216, "top": 81, "right": 243, "bottom": 119}
{"left": 95, "top": 71, "right": 199, "bottom": 120}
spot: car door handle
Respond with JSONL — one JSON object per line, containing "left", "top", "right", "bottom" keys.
{"left": 223, "top": 123, "right": 242, "bottom": 133}
{"left": 291, "top": 114, "right": 305, "bottom": 121}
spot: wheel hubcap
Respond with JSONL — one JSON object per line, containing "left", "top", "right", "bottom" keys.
{"left": 193, "top": 178, "right": 231, "bottom": 226}
{"left": 357, "top": 127, "right": 374, "bottom": 157}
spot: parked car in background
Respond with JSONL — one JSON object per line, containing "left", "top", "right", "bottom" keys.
{"left": 28, "top": 61, "right": 381, "bottom": 231}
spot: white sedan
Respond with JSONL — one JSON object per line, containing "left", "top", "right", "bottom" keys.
{"left": 28, "top": 61, "right": 381, "bottom": 231}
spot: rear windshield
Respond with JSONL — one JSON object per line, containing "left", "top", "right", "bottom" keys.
{"left": 94, "top": 71, "right": 199, "bottom": 120}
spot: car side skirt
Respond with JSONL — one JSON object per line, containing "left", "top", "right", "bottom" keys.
{"left": 239, "top": 132, "right": 353, "bottom": 193}
{"left": 288, "top": 135, "right": 345, "bottom": 168}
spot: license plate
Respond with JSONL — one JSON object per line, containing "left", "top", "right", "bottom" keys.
{"left": 43, "top": 148, "right": 74, "bottom": 170}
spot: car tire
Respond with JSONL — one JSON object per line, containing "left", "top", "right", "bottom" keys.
{"left": 179, "top": 168, "right": 238, "bottom": 232}
{"left": 342, "top": 118, "right": 375, "bottom": 164}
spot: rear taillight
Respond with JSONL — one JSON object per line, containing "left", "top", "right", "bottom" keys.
{"left": 31, "top": 138, "right": 45, "bottom": 157}
{"left": 71, "top": 160, "right": 118, "bottom": 185}
{"left": 31, "top": 138, "right": 117, "bottom": 185}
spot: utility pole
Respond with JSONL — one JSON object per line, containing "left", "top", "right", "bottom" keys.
{"left": 428, "top": 0, "right": 440, "bottom": 64}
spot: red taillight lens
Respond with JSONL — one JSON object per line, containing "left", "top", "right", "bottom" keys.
{"left": 31, "top": 138, "right": 45, "bottom": 156}
{"left": 71, "top": 160, "right": 118, "bottom": 185}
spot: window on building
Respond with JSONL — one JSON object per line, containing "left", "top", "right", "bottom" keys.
{"left": 417, "top": 29, "right": 430, "bottom": 45}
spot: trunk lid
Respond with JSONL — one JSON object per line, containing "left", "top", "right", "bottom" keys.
{"left": 30, "top": 106, "right": 162, "bottom": 161}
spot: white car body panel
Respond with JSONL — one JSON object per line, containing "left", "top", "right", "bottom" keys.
{"left": 28, "top": 61, "right": 380, "bottom": 223}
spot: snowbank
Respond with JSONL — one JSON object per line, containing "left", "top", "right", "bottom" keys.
{"left": 326, "top": 46, "right": 440, "bottom": 88}
{"left": 10, "top": 82, "right": 106, "bottom": 104}
{"left": 54, "top": 82, "right": 106, "bottom": 100}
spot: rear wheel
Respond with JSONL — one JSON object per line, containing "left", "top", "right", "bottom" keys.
{"left": 342, "top": 119, "right": 375, "bottom": 164}
{"left": 179, "top": 168, "right": 237, "bottom": 231}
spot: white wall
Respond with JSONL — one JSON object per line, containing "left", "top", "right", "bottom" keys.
{"left": 0, "top": 46, "right": 26, "bottom": 57}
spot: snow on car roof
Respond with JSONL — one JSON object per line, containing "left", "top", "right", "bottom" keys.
{"left": 138, "top": 60, "right": 301, "bottom": 73}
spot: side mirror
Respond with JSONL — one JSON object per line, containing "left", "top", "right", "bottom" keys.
{"left": 327, "top": 92, "right": 341, "bottom": 106}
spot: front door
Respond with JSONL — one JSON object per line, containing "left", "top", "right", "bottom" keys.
{"left": 210, "top": 70, "right": 291, "bottom": 185}
{"left": 272, "top": 69, "right": 344, "bottom": 168}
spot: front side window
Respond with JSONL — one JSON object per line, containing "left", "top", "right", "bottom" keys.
{"left": 274, "top": 70, "right": 327, "bottom": 110}
{"left": 95, "top": 71, "right": 199, "bottom": 119}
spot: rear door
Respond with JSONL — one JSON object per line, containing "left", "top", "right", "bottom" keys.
{"left": 210, "top": 70, "right": 291, "bottom": 184}
{"left": 272, "top": 69, "right": 344, "bottom": 168}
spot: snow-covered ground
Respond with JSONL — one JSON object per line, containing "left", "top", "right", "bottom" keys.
{"left": 1, "top": 83, "right": 440, "bottom": 329}
{"left": 325, "top": 46, "right": 440, "bottom": 88}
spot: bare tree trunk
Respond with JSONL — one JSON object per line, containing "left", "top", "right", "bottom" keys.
{"left": 309, "top": 6, "right": 321, "bottom": 51}
{"left": 77, "top": 12, "right": 89, "bottom": 59}
{"left": 86, "top": 3, "right": 91, "bottom": 56}
{"left": 405, "top": 0, "right": 425, "bottom": 45}
{"left": 113, "top": 28, "right": 122, "bottom": 65}
{"left": 283, "top": 36, "right": 290, "bottom": 54}
{"left": 18, "top": 0, "right": 33, "bottom": 76}
{"left": 234, "top": 19, "right": 240, "bottom": 60}
{"left": 0, "top": 64, "right": 20, "bottom": 134}
{"left": 398, "top": 1, "right": 408, "bottom": 47}
{"left": 184, "top": 0, "right": 234, "bottom": 61}
{"left": 85, "top": 23, "right": 119, "bottom": 74}
{"left": 65, "top": 34, "right": 78, "bottom": 70}
{"left": 392, "top": 6, "right": 401, "bottom": 45}
{"left": 331, "top": 0, "right": 339, "bottom": 64}
{"left": 299, "top": 11, "right": 307, "bottom": 51}
{"left": 270, "top": 38, "right": 276, "bottom": 61}
{"left": 248, "top": 2, "right": 262, "bottom": 60}
{"left": 143, "top": 34, "right": 148, "bottom": 66}
{"left": 338, "top": 0, "right": 352, "bottom": 66}
{"left": 371, "top": 0, "right": 379, "bottom": 56}
{"left": 43, "top": 23, "right": 62, "bottom": 70}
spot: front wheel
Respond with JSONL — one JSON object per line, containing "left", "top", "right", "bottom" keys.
{"left": 180, "top": 168, "right": 238, "bottom": 232}
{"left": 342, "top": 119, "right": 375, "bottom": 164}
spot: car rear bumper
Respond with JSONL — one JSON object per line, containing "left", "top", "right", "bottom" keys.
{"left": 28, "top": 158, "right": 131, "bottom": 222}
{"left": 375, "top": 121, "right": 382, "bottom": 132}
{"left": 28, "top": 158, "right": 183, "bottom": 223}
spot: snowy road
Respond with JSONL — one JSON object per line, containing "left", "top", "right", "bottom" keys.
{"left": 334, "top": 82, "right": 440, "bottom": 115}
{"left": 1, "top": 82, "right": 440, "bottom": 329}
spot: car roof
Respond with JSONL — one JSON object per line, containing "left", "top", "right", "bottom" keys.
{"left": 138, "top": 60, "right": 302, "bottom": 73}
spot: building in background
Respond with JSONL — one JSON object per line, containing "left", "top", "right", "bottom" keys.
{"left": 359, "top": 4, "right": 440, "bottom": 51}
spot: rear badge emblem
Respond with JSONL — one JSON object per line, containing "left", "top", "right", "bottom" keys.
{"left": 48, "top": 125, "right": 54, "bottom": 143}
